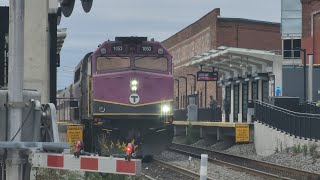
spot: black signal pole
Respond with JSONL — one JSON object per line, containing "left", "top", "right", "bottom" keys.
{"left": 175, "top": 79, "right": 180, "bottom": 109}
{"left": 187, "top": 74, "right": 196, "bottom": 94}
{"left": 296, "top": 48, "right": 307, "bottom": 102}
{"left": 179, "top": 76, "right": 188, "bottom": 108}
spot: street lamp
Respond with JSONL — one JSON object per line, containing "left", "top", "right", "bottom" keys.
{"left": 179, "top": 76, "right": 188, "bottom": 109}
{"left": 187, "top": 74, "right": 196, "bottom": 94}
{"left": 175, "top": 79, "right": 180, "bottom": 109}
{"left": 295, "top": 48, "right": 307, "bottom": 102}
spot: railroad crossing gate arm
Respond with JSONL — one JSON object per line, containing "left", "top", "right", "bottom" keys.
{"left": 29, "top": 152, "right": 142, "bottom": 176}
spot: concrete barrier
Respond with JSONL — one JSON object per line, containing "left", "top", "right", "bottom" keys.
{"left": 254, "top": 121, "right": 320, "bottom": 156}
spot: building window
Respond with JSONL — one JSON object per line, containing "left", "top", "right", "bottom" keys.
{"left": 283, "top": 39, "right": 301, "bottom": 59}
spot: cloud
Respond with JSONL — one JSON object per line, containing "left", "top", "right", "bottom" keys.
{"left": 1, "top": 0, "right": 281, "bottom": 88}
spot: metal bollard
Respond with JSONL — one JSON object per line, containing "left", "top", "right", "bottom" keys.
{"left": 200, "top": 154, "right": 208, "bottom": 180}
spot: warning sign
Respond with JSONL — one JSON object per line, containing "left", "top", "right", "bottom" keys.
{"left": 235, "top": 124, "right": 249, "bottom": 143}
{"left": 67, "top": 125, "right": 83, "bottom": 147}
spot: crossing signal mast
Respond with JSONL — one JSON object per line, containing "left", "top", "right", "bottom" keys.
{"left": 59, "top": 0, "right": 93, "bottom": 17}
{"left": 0, "top": 1, "right": 141, "bottom": 180}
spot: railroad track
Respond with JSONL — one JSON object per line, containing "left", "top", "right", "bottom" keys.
{"left": 141, "top": 159, "right": 213, "bottom": 180}
{"left": 140, "top": 173, "right": 156, "bottom": 180}
{"left": 170, "top": 143, "right": 320, "bottom": 180}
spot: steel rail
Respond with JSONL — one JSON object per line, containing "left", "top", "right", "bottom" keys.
{"left": 140, "top": 173, "right": 156, "bottom": 180}
{"left": 153, "top": 159, "right": 214, "bottom": 180}
{"left": 170, "top": 143, "right": 320, "bottom": 180}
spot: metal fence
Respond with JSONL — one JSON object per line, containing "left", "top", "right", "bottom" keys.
{"left": 299, "top": 102, "right": 320, "bottom": 114}
{"left": 254, "top": 100, "right": 320, "bottom": 140}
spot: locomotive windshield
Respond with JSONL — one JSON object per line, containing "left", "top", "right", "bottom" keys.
{"left": 135, "top": 56, "right": 168, "bottom": 71}
{"left": 96, "top": 56, "right": 130, "bottom": 71}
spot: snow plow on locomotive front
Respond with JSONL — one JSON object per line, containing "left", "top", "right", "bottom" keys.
{"left": 79, "top": 37, "right": 174, "bottom": 158}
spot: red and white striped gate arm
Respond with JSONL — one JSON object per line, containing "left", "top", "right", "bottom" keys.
{"left": 30, "top": 152, "right": 141, "bottom": 176}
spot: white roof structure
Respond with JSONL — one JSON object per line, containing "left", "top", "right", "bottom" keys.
{"left": 175, "top": 46, "right": 283, "bottom": 81}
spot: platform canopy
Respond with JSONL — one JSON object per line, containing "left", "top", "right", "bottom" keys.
{"left": 57, "top": 28, "right": 67, "bottom": 54}
{"left": 175, "top": 46, "right": 283, "bottom": 81}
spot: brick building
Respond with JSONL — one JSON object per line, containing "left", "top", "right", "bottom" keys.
{"left": 301, "top": 0, "right": 320, "bottom": 65}
{"left": 162, "top": 8, "right": 281, "bottom": 109}
{"left": 281, "top": 0, "right": 320, "bottom": 102}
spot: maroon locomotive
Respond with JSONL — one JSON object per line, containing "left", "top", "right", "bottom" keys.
{"left": 61, "top": 37, "right": 174, "bottom": 157}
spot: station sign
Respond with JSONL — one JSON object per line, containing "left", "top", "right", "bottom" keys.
{"left": 67, "top": 125, "right": 83, "bottom": 147}
{"left": 197, "top": 71, "right": 218, "bottom": 81}
{"left": 235, "top": 124, "right": 249, "bottom": 143}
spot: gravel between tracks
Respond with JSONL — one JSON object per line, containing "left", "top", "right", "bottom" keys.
{"left": 218, "top": 141, "right": 320, "bottom": 174}
{"left": 141, "top": 162, "right": 194, "bottom": 180}
{"left": 261, "top": 148, "right": 320, "bottom": 174}
{"left": 185, "top": 139, "right": 320, "bottom": 174}
{"left": 155, "top": 150, "right": 264, "bottom": 180}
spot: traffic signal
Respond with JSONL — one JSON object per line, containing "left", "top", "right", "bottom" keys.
{"left": 58, "top": 0, "right": 93, "bottom": 17}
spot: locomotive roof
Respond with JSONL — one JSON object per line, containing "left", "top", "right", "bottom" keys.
{"left": 74, "top": 52, "right": 93, "bottom": 70}
{"left": 115, "top": 37, "right": 148, "bottom": 44}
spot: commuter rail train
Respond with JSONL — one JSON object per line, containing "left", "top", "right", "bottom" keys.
{"left": 57, "top": 37, "right": 174, "bottom": 157}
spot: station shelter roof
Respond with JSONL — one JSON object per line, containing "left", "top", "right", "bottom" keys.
{"left": 174, "top": 46, "right": 283, "bottom": 82}
{"left": 57, "top": 28, "right": 67, "bottom": 55}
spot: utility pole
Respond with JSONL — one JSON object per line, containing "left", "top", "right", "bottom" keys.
{"left": 7, "top": 0, "right": 25, "bottom": 180}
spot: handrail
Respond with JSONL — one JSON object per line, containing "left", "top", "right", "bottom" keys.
{"left": 254, "top": 100, "right": 320, "bottom": 140}
{"left": 253, "top": 100, "right": 320, "bottom": 117}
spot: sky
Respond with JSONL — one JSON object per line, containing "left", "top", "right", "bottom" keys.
{"left": 1, "top": 0, "right": 281, "bottom": 90}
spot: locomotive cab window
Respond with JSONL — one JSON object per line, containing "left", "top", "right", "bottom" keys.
{"left": 96, "top": 56, "right": 130, "bottom": 71}
{"left": 135, "top": 56, "right": 168, "bottom": 71}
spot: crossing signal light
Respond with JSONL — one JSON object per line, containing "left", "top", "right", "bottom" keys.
{"left": 59, "top": 0, "right": 93, "bottom": 18}
{"left": 81, "top": 0, "right": 93, "bottom": 13}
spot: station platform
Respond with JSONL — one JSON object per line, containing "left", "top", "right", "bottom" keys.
{"left": 172, "top": 120, "right": 253, "bottom": 143}
{"left": 172, "top": 121, "right": 250, "bottom": 128}
{"left": 57, "top": 121, "right": 81, "bottom": 126}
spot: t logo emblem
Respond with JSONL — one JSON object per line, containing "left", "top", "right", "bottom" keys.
{"left": 129, "top": 93, "right": 140, "bottom": 104}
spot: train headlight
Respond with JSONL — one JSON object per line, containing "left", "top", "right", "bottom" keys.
{"left": 162, "top": 105, "right": 170, "bottom": 113}
{"left": 131, "top": 86, "right": 137, "bottom": 91}
{"left": 131, "top": 80, "right": 138, "bottom": 86}
{"left": 130, "top": 80, "right": 138, "bottom": 92}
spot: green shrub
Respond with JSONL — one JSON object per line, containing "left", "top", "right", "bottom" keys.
{"left": 309, "top": 143, "right": 318, "bottom": 157}
{"left": 302, "top": 144, "right": 308, "bottom": 156}
{"left": 292, "top": 144, "right": 302, "bottom": 154}
{"left": 84, "top": 172, "right": 131, "bottom": 180}
{"left": 33, "top": 168, "right": 83, "bottom": 180}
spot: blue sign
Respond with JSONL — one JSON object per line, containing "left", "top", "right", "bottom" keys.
{"left": 276, "top": 86, "right": 281, "bottom": 96}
